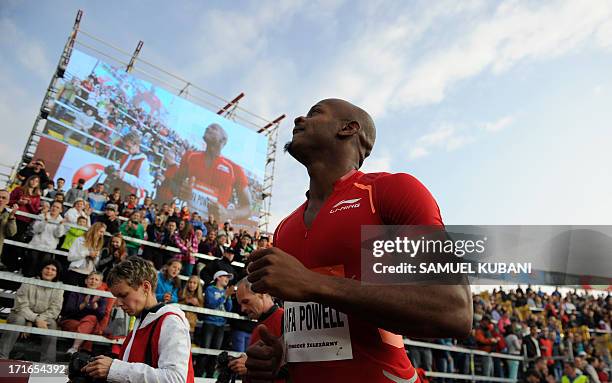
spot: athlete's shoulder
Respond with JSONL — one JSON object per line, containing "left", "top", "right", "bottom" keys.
{"left": 218, "top": 155, "right": 245, "bottom": 173}
{"left": 273, "top": 202, "right": 306, "bottom": 239}
{"left": 361, "top": 172, "right": 443, "bottom": 225}
{"left": 358, "top": 171, "right": 429, "bottom": 191}
{"left": 179, "top": 150, "right": 203, "bottom": 167}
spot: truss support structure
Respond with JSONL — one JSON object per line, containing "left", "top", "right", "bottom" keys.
{"left": 126, "top": 40, "right": 144, "bottom": 73}
{"left": 217, "top": 93, "right": 244, "bottom": 117}
{"left": 258, "top": 114, "right": 286, "bottom": 233}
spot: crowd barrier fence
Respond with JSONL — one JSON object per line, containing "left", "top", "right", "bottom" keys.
{"left": 7, "top": 208, "right": 246, "bottom": 269}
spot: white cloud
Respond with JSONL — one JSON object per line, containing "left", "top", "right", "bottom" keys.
{"left": 184, "top": 1, "right": 307, "bottom": 79}
{"left": 408, "top": 114, "right": 513, "bottom": 159}
{"left": 361, "top": 149, "right": 392, "bottom": 173}
{"left": 409, "top": 147, "right": 429, "bottom": 159}
{"left": 395, "top": 1, "right": 612, "bottom": 108}
{"left": 410, "top": 124, "right": 474, "bottom": 159}
{"left": 0, "top": 17, "right": 52, "bottom": 79}
{"left": 281, "top": 0, "right": 612, "bottom": 115}
{"left": 483, "top": 115, "right": 513, "bottom": 132}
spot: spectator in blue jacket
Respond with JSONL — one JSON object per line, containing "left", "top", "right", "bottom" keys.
{"left": 200, "top": 270, "right": 234, "bottom": 377}
{"left": 155, "top": 259, "right": 181, "bottom": 303}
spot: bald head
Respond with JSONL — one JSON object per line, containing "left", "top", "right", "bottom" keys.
{"left": 319, "top": 99, "right": 376, "bottom": 167}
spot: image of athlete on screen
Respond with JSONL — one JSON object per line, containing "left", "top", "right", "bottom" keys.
{"left": 172, "top": 123, "right": 251, "bottom": 222}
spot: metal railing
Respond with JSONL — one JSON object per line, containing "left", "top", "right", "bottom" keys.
{"left": 7, "top": 208, "right": 245, "bottom": 269}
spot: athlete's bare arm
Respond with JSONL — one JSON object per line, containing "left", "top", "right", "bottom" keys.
{"left": 228, "top": 186, "right": 252, "bottom": 221}
{"left": 247, "top": 247, "right": 472, "bottom": 339}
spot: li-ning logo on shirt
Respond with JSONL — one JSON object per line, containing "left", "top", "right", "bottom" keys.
{"left": 329, "top": 198, "right": 361, "bottom": 214}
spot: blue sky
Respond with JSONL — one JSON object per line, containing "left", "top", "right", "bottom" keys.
{"left": 1, "top": 1, "right": 611, "bottom": 229}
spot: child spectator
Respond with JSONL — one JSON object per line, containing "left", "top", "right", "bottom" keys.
{"left": 98, "top": 234, "right": 128, "bottom": 282}
{"left": 0, "top": 260, "right": 63, "bottom": 362}
{"left": 179, "top": 275, "right": 204, "bottom": 339}
{"left": 65, "top": 222, "right": 106, "bottom": 286}
{"left": 120, "top": 212, "right": 144, "bottom": 256}
{"left": 162, "top": 219, "right": 180, "bottom": 264}
{"left": 175, "top": 220, "right": 197, "bottom": 276}
{"left": 155, "top": 259, "right": 182, "bottom": 304}
{"left": 61, "top": 272, "right": 107, "bottom": 354}
{"left": 143, "top": 215, "right": 166, "bottom": 269}
{"left": 42, "top": 180, "right": 55, "bottom": 197}
{"left": 47, "top": 178, "right": 66, "bottom": 199}
{"left": 107, "top": 188, "right": 122, "bottom": 207}
{"left": 201, "top": 270, "right": 234, "bottom": 378}
{"left": 61, "top": 216, "right": 88, "bottom": 252}
{"left": 24, "top": 201, "right": 66, "bottom": 277}
{"left": 119, "top": 193, "right": 139, "bottom": 217}
{"left": 198, "top": 230, "right": 217, "bottom": 256}
{"left": 53, "top": 192, "right": 66, "bottom": 207}
{"left": 87, "top": 183, "right": 108, "bottom": 212}
{"left": 233, "top": 234, "right": 253, "bottom": 263}
{"left": 99, "top": 203, "right": 120, "bottom": 235}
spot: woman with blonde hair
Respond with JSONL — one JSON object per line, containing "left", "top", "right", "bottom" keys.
{"left": 98, "top": 234, "right": 128, "bottom": 282}
{"left": 65, "top": 222, "right": 106, "bottom": 286}
{"left": 179, "top": 275, "right": 204, "bottom": 338}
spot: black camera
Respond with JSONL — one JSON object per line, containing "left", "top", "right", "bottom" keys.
{"left": 68, "top": 351, "right": 107, "bottom": 383}
{"left": 216, "top": 351, "right": 237, "bottom": 383}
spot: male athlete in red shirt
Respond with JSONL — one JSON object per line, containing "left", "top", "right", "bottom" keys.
{"left": 173, "top": 123, "right": 251, "bottom": 222}
{"left": 245, "top": 99, "right": 472, "bottom": 383}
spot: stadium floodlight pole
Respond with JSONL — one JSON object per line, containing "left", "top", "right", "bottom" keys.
{"left": 126, "top": 40, "right": 144, "bottom": 73}
{"left": 217, "top": 92, "right": 245, "bottom": 115}
{"left": 17, "top": 9, "right": 84, "bottom": 168}
{"left": 258, "top": 114, "right": 286, "bottom": 233}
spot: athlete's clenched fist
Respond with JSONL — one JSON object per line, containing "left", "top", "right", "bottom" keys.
{"left": 246, "top": 247, "right": 324, "bottom": 302}
{"left": 245, "top": 325, "right": 284, "bottom": 383}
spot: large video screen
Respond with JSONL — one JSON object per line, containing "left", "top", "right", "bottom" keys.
{"left": 37, "top": 49, "right": 268, "bottom": 229}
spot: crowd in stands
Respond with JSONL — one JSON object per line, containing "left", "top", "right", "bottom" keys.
{"left": 0, "top": 159, "right": 610, "bottom": 382}
{"left": 407, "top": 287, "right": 611, "bottom": 382}
{"left": 0, "top": 159, "right": 268, "bottom": 378}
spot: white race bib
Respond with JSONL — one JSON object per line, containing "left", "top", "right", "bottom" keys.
{"left": 283, "top": 301, "right": 353, "bottom": 362}
{"left": 189, "top": 184, "right": 217, "bottom": 216}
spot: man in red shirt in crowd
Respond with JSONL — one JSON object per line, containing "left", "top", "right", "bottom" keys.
{"left": 245, "top": 99, "right": 472, "bottom": 382}
{"left": 539, "top": 328, "right": 555, "bottom": 369}
{"left": 174, "top": 123, "right": 251, "bottom": 222}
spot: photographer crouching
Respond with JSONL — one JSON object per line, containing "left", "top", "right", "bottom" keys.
{"left": 80, "top": 256, "right": 194, "bottom": 382}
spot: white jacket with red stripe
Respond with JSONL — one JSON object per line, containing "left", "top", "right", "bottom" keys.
{"left": 107, "top": 304, "right": 192, "bottom": 383}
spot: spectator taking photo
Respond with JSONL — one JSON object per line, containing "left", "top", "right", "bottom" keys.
{"left": 82, "top": 256, "right": 194, "bottom": 382}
